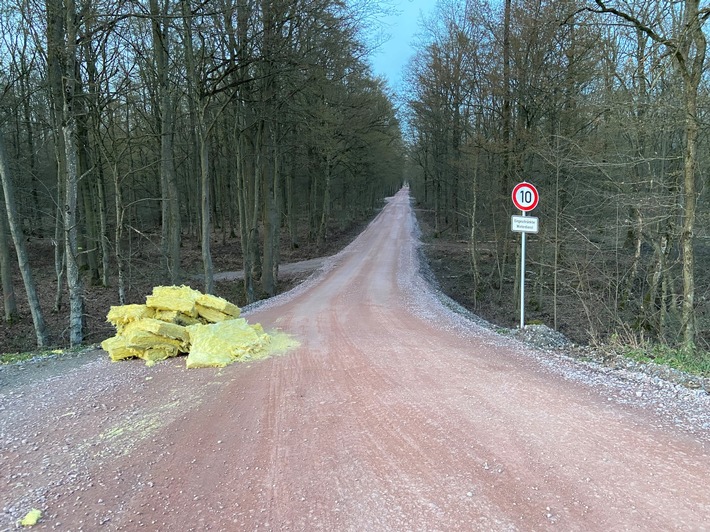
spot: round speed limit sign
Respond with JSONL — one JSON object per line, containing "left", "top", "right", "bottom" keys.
{"left": 512, "top": 182, "right": 539, "bottom": 212}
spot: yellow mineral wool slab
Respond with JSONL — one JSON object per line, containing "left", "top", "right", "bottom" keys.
{"left": 146, "top": 285, "right": 201, "bottom": 317}
{"left": 126, "top": 318, "right": 189, "bottom": 344}
{"left": 152, "top": 309, "right": 178, "bottom": 321}
{"left": 185, "top": 319, "right": 269, "bottom": 368}
{"left": 196, "top": 293, "right": 241, "bottom": 317}
{"left": 101, "top": 336, "right": 143, "bottom": 361}
{"left": 121, "top": 326, "right": 185, "bottom": 352}
{"left": 195, "top": 304, "right": 234, "bottom": 324}
{"left": 140, "top": 345, "right": 179, "bottom": 363}
{"left": 153, "top": 309, "right": 201, "bottom": 326}
{"left": 107, "top": 304, "right": 155, "bottom": 330}
{"left": 185, "top": 346, "right": 234, "bottom": 368}
{"left": 241, "top": 323, "right": 271, "bottom": 356}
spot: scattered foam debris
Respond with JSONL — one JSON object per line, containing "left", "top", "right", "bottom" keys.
{"left": 19, "top": 509, "right": 41, "bottom": 527}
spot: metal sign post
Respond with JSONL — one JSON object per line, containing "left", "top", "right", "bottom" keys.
{"left": 520, "top": 213, "right": 527, "bottom": 329}
{"left": 511, "top": 182, "right": 539, "bottom": 330}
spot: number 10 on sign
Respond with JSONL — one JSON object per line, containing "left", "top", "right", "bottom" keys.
{"left": 512, "top": 182, "right": 539, "bottom": 212}
{"left": 511, "top": 182, "right": 539, "bottom": 329}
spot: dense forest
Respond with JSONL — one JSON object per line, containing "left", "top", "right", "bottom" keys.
{"left": 2, "top": 0, "right": 710, "bottom": 363}
{"left": 406, "top": 0, "right": 710, "bottom": 359}
{"left": 0, "top": 0, "right": 404, "bottom": 349}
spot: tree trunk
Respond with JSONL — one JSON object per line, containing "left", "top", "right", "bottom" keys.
{"left": 19, "top": 68, "right": 42, "bottom": 237}
{"left": 80, "top": 178, "right": 101, "bottom": 284}
{"left": 501, "top": 0, "right": 512, "bottom": 199}
{"left": 112, "top": 160, "right": 127, "bottom": 304}
{"left": 317, "top": 154, "right": 332, "bottom": 248}
{"left": 0, "top": 131, "right": 49, "bottom": 346}
{"left": 181, "top": 0, "right": 213, "bottom": 293}
{"left": 63, "top": 113, "right": 84, "bottom": 346}
{"left": 46, "top": 0, "right": 67, "bottom": 313}
{"left": 236, "top": 128, "right": 254, "bottom": 303}
{"left": 272, "top": 148, "right": 282, "bottom": 287}
{"left": 0, "top": 193, "right": 18, "bottom": 321}
{"left": 250, "top": 123, "right": 263, "bottom": 286}
{"left": 469, "top": 149, "right": 480, "bottom": 305}
{"left": 261, "top": 123, "right": 276, "bottom": 296}
{"left": 53, "top": 202, "right": 65, "bottom": 313}
{"left": 96, "top": 165, "right": 110, "bottom": 287}
{"left": 286, "top": 163, "right": 298, "bottom": 249}
{"left": 680, "top": 91, "right": 698, "bottom": 349}
{"left": 677, "top": 0, "right": 706, "bottom": 350}
{"left": 151, "top": 0, "right": 181, "bottom": 284}
{"left": 309, "top": 159, "right": 318, "bottom": 241}
{"left": 200, "top": 123, "right": 214, "bottom": 294}
{"left": 261, "top": 125, "right": 282, "bottom": 297}
{"left": 63, "top": 0, "right": 84, "bottom": 346}
{"left": 82, "top": 35, "right": 111, "bottom": 288}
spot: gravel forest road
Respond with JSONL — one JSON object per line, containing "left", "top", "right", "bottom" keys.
{"left": 2, "top": 188, "right": 710, "bottom": 531}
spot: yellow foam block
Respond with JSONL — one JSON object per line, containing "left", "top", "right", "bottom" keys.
{"left": 153, "top": 309, "right": 202, "bottom": 326}
{"left": 196, "top": 293, "right": 241, "bottom": 317}
{"left": 121, "top": 326, "right": 185, "bottom": 352}
{"left": 107, "top": 304, "right": 155, "bottom": 330}
{"left": 146, "top": 285, "right": 201, "bottom": 317}
{"left": 141, "top": 345, "right": 179, "bottom": 363}
{"left": 184, "top": 346, "right": 234, "bottom": 368}
{"left": 101, "top": 335, "right": 143, "bottom": 361}
{"left": 185, "top": 319, "right": 270, "bottom": 368}
{"left": 125, "top": 318, "right": 188, "bottom": 343}
{"left": 195, "top": 304, "right": 235, "bottom": 324}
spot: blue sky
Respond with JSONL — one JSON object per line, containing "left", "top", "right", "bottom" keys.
{"left": 368, "top": 0, "right": 437, "bottom": 91}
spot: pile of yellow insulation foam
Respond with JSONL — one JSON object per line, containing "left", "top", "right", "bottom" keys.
{"left": 101, "top": 285, "right": 271, "bottom": 368}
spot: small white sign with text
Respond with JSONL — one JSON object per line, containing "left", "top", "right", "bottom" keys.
{"left": 511, "top": 215, "right": 539, "bottom": 233}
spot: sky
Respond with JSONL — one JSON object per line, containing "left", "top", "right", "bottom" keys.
{"left": 367, "top": 0, "right": 437, "bottom": 92}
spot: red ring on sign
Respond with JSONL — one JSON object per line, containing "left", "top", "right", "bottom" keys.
{"left": 512, "top": 182, "right": 539, "bottom": 212}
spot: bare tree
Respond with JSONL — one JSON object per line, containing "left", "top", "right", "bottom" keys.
{"left": 60, "top": 0, "right": 85, "bottom": 346}
{"left": 0, "top": 189, "right": 18, "bottom": 322}
{"left": 589, "top": 0, "right": 708, "bottom": 349}
{"left": 0, "top": 130, "right": 48, "bottom": 346}
{"left": 150, "top": 0, "right": 181, "bottom": 284}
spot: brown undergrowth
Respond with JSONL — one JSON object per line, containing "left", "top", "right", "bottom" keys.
{"left": 414, "top": 206, "right": 710, "bottom": 386}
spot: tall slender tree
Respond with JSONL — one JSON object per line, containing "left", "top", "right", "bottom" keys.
{"left": 0, "top": 188, "right": 18, "bottom": 322}
{"left": 0, "top": 130, "right": 48, "bottom": 346}
{"left": 150, "top": 0, "right": 181, "bottom": 284}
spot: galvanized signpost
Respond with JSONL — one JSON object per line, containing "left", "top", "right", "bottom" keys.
{"left": 511, "top": 182, "right": 539, "bottom": 329}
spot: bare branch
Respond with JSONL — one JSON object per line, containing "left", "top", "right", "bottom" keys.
{"left": 588, "top": 0, "right": 675, "bottom": 49}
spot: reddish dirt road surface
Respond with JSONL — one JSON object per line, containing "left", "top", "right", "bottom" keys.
{"left": 2, "top": 188, "right": 710, "bottom": 531}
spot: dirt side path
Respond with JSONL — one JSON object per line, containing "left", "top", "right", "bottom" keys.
{"left": 2, "top": 188, "right": 709, "bottom": 531}
{"left": 213, "top": 257, "right": 329, "bottom": 282}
